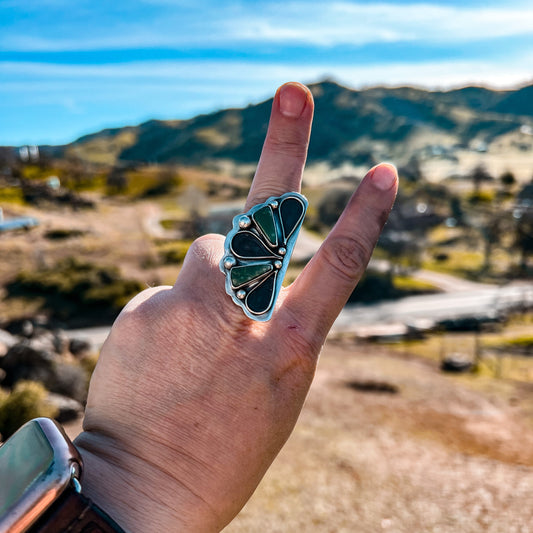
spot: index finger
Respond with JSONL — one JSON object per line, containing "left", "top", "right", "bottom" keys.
{"left": 245, "top": 82, "right": 314, "bottom": 211}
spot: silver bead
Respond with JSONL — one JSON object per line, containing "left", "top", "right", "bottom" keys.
{"left": 238, "top": 215, "right": 251, "bottom": 229}
{"left": 270, "top": 200, "right": 279, "bottom": 209}
{"left": 224, "top": 256, "right": 236, "bottom": 270}
{"left": 236, "top": 289, "right": 246, "bottom": 299}
{"left": 274, "top": 260, "right": 283, "bottom": 269}
{"left": 278, "top": 247, "right": 286, "bottom": 256}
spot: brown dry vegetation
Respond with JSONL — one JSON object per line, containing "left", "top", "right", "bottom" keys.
{"left": 225, "top": 342, "right": 533, "bottom": 533}
{"left": 3, "top": 182, "right": 533, "bottom": 532}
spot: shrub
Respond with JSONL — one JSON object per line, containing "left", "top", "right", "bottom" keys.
{"left": 5, "top": 257, "right": 144, "bottom": 325}
{"left": 0, "top": 381, "right": 58, "bottom": 440}
{"left": 157, "top": 241, "right": 192, "bottom": 264}
{"left": 44, "top": 228, "right": 86, "bottom": 240}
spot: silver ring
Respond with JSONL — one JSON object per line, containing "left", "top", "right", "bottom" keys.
{"left": 220, "top": 192, "right": 308, "bottom": 321}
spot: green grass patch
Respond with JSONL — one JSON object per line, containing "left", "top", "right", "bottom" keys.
{"left": 157, "top": 240, "right": 193, "bottom": 264}
{"left": 423, "top": 249, "right": 484, "bottom": 278}
{"left": 0, "top": 187, "right": 25, "bottom": 204}
{"left": 0, "top": 381, "right": 58, "bottom": 440}
{"left": 393, "top": 275, "right": 440, "bottom": 293}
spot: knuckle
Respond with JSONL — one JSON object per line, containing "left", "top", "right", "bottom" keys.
{"left": 322, "top": 235, "right": 371, "bottom": 283}
{"left": 246, "top": 186, "right": 286, "bottom": 208}
{"left": 272, "top": 309, "right": 323, "bottom": 381}
{"left": 265, "top": 134, "right": 308, "bottom": 159}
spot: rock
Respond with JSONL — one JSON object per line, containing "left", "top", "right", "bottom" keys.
{"left": 0, "top": 342, "right": 89, "bottom": 402}
{"left": 440, "top": 356, "right": 473, "bottom": 373}
{"left": 49, "top": 362, "right": 88, "bottom": 403}
{"left": 69, "top": 338, "right": 92, "bottom": 358}
{"left": 0, "top": 329, "right": 17, "bottom": 349}
{"left": 26, "top": 331, "right": 58, "bottom": 356}
{"left": 0, "top": 342, "right": 55, "bottom": 387}
{"left": 51, "top": 329, "right": 69, "bottom": 355}
{"left": 46, "top": 392, "right": 84, "bottom": 423}
{"left": 4, "top": 319, "right": 34, "bottom": 338}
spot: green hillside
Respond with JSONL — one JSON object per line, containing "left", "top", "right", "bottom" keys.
{"left": 43, "top": 80, "right": 533, "bottom": 170}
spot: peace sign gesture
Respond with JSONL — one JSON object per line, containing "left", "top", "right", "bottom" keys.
{"left": 74, "top": 82, "right": 398, "bottom": 532}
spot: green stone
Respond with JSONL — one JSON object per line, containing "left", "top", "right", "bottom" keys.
{"left": 253, "top": 206, "right": 277, "bottom": 246}
{"left": 230, "top": 263, "right": 273, "bottom": 288}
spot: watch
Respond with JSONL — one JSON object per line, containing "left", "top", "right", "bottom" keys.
{"left": 0, "top": 417, "right": 125, "bottom": 533}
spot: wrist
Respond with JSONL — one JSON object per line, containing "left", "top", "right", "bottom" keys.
{"left": 74, "top": 430, "right": 220, "bottom": 533}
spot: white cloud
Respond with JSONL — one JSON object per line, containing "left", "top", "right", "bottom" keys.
{"left": 231, "top": 2, "right": 533, "bottom": 46}
{"left": 1, "top": 55, "right": 531, "bottom": 92}
{"left": 1, "top": 2, "right": 532, "bottom": 51}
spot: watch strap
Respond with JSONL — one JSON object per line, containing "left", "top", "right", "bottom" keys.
{"left": 28, "top": 484, "right": 125, "bottom": 533}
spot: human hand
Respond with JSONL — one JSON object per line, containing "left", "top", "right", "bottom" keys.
{"left": 74, "top": 82, "right": 398, "bottom": 532}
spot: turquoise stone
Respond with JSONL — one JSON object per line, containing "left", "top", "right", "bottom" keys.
{"left": 230, "top": 263, "right": 273, "bottom": 288}
{"left": 253, "top": 205, "right": 277, "bottom": 246}
{"left": 279, "top": 196, "right": 305, "bottom": 241}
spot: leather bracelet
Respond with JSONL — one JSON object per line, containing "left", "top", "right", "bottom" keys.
{"left": 28, "top": 485, "right": 126, "bottom": 533}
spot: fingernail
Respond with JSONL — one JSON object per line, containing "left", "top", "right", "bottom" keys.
{"left": 279, "top": 83, "right": 308, "bottom": 118}
{"left": 371, "top": 163, "right": 397, "bottom": 191}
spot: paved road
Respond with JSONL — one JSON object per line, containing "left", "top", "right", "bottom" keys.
{"left": 65, "top": 283, "right": 533, "bottom": 347}
{"left": 332, "top": 282, "right": 533, "bottom": 334}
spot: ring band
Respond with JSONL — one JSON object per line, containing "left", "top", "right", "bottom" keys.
{"left": 220, "top": 192, "right": 308, "bottom": 321}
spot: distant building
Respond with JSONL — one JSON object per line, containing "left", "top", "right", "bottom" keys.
{"left": 18, "top": 145, "right": 39, "bottom": 163}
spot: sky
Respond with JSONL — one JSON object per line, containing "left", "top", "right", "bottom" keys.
{"left": 1, "top": 0, "right": 533, "bottom": 146}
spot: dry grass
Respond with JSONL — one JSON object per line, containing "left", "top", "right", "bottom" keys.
{"left": 224, "top": 342, "right": 533, "bottom": 532}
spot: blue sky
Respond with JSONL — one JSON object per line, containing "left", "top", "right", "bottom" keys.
{"left": 1, "top": 0, "right": 532, "bottom": 146}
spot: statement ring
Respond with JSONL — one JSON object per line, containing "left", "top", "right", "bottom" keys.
{"left": 220, "top": 192, "right": 308, "bottom": 321}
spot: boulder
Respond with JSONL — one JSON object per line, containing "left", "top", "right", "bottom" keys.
{"left": 0, "top": 342, "right": 55, "bottom": 387}
{"left": 46, "top": 393, "right": 84, "bottom": 423}
{"left": 69, "top": 338, "right": 92, "bottom": 358}
{"left": 0, "top": 342, "right": 89, "bottom": 402}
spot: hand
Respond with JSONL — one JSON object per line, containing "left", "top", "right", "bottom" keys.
{"left": 74, "top": 82, "right": 398, "bottom": 532}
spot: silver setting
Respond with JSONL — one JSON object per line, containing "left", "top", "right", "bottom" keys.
{"left": 220, "top": 192, "right": 308, "bottom": 322}
{"left": 223, "top": 256, "right": 236, "bottom": 270}
{"left": 238, "top": 215, "right": 251, "bottom": 229}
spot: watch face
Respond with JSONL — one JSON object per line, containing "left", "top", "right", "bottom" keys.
{"left": 0, "top": 422, "right": 54, "bottom": 516}
{"left": 0, "top": 418, "right": 82, "bottom": 533}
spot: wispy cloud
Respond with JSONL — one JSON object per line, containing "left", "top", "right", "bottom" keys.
{"left": 2, "top": 54, "right": 531, "bottom": 91}
{"left": 2, "top": 2, "right": 532, "bottom": 51}
{"left": 1, "top": 0, "right": 531, "bottom": 145}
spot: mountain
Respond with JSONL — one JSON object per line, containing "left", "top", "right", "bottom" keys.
{"left": 49, "top": 80, "right": 533, "bottom": 170}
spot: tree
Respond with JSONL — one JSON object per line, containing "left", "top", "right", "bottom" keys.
{"left": 106, "top": 167, "right": 128, "bottom": 194}
{"left": 317, "top": 188, "right": 352, "bottom": 228}
{"left": 470, "top": 164, "right": 492, "bottom": 194}
{"left": 515, "top": 209, "right": 533, "bottom": 272}
{"left": 399, "top": 155, "right": 424, "bottom": 184}
{"left": 500, "top": 170, "right": 516, "bottom": 190}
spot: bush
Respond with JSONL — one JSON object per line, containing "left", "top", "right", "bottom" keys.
{"left": 44, "top": 228, "right": 86, "bottom": 240}
{"left": 0, "top": 381, "right": 58, "bottom": 440}
{"left": 5, "top": 257, "right": 144, "bottom": 325}
{"left": 158, "top": 241, "right": 192, "bottom": 264}
{"left": 348, "top": 271, "right": 397, "bottom": 303}
{"left": 317, "top": 188, "right": 352, "bottom": 228}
